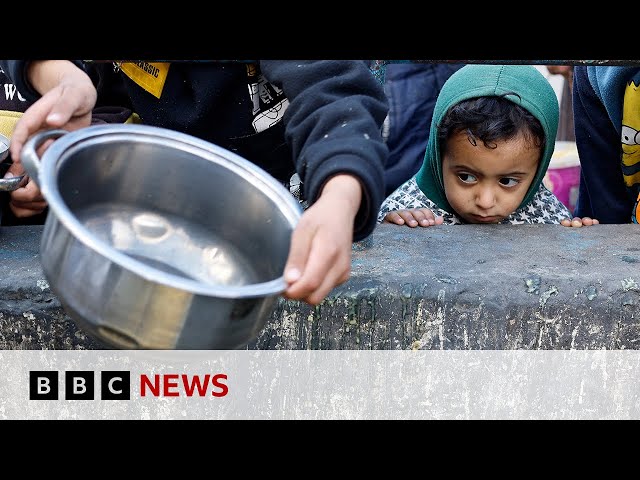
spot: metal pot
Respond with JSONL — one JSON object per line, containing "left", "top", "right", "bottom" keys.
{"left": 22, "top": 124, "right": 301, "bottom": 349}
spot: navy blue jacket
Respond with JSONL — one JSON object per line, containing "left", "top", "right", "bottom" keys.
{"left": 1, "top": 60, "right": 389, "bottom": 240}
{"left": 573, "top": 65, "right": 640, "bottom": 222}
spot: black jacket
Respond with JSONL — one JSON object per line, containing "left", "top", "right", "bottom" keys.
{"left": 1, "top": 60, "right": 389, "bottom": 240}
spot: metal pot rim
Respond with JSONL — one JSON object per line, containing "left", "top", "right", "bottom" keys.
{"left": 37, "top": 124, "right": 301, "bottom": 298}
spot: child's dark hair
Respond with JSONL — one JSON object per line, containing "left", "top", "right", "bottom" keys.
{"left": 437, "top": 94, "right": 545, "bottom": 155}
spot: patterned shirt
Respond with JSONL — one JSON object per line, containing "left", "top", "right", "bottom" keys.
{"left": 377, "top": 176, "right": 572, "bottom": 225}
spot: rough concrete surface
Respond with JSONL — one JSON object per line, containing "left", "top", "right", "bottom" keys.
{"left": 1, "top": 223, "right": 640, "bottom": 350}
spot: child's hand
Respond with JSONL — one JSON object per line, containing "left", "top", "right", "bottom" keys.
{"left": 383, "top": 208, "right": 444, "bottom": 227}
{"left": 560, "top": 216, "right": 600, "bottom": 227}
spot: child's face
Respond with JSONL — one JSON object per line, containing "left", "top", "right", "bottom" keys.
{"left": 442, "top": 130, "right": 540, "bottom": 224}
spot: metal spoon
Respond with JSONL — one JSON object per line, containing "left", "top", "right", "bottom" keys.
{"left": 0, "top": 172, "right": 28, "bottom": 192}
{"left": 0, "top": 134, "right": 28, "bottom": 192}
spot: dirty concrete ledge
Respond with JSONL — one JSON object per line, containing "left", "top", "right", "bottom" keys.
{"left": 1, "top": 224, "right": 639, "bottom": 350}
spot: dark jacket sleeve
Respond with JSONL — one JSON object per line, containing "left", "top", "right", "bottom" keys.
{"left": 573, "top": 66, "right": 634, "bottom": 222}
{"left": 260, "top": 60, "right": 389, "bottom": 241}
{"left": 0, "top": 60, "right": 40, "bottom": 102}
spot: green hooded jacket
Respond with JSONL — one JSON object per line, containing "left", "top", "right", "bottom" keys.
{"left": 414, "top": 64, "right": 559, "bottom": 213}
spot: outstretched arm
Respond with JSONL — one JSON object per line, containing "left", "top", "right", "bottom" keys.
{"left": 261, "top": 60, "right": 388, "bottom": 306}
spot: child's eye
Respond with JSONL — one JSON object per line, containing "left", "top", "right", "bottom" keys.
{"left": 458, "top": 173, "right": 477, "bottom": 183}
{"left": 499, "top": 177, "right": 519, "bottom": 187}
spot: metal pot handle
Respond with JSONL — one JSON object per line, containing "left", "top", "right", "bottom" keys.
{"left": 21, "top": 129, "right": 69, "bottom": 188}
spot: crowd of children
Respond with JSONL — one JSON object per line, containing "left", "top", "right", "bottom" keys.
{"left": 3, "top": 59, "right": 635, "bottom": 307}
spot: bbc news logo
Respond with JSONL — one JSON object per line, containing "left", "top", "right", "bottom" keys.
{"left": 30, "top": 371, "right": 131, "bottom": 400}
{"left": 29, "top": 371, "right": 229, "bottom": 400}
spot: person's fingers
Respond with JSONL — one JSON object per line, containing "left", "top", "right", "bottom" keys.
{"left": 561, "top": 217, "right": 601, "bottom": 228}
{"left": 9, "top": 180, "right": 47, "bottom": 217}
{"left": 45, "top": 85, "right": 94, "bottom": 127}
{"left": 403, "top": 209, "right": 430, "bottom": 226}
{"left": 9, "top": 202, "right": 47, "bottom": 218}
{"left": 3, "top": 161, "right": 25, "bottom": 177}
{"left": 11, "top": 178, "right": 44, "bottom": 203}
{"left": 412, "top": 208, "right": 440, "bottom": 226}
{"left": 384, "top": 209, "right": 443, "bottom": 227}
{"left": 8, "top": 90, "right": 71, "bottom": 160}
{"left": 303, "top": 266, "right": 349, "bottom": 306}
{"left": 283, "top": 177, "right": 358, "bottom": 305}
{"left": 383, "top": 211, "right": 405, "bottom": 225}
{"left": 284, "top": 238, "right": 348, "bottom": 305}
{"left": 9, "top": 88, "right": 92, "bottom": 163}
{"left": 397, "top": 210, "right": 419, "bottom": 227}
{"left": 9, "top": 179, "right": 44, "bottom": 203}
{"left": 579, "top": 217, "right": 600, "bottom": 226}
{"left": 283, "top": 218, "right": 316, "bottom": 288}
{"left": 401, "top": 209, "right": 442, "bottom": 227}
{"left": 283, "top": 206, "right": 352, "bottom": 305}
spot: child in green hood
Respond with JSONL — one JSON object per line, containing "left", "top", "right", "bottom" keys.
{"left": 378, "top": 64, "right": 598, "bottom": 228}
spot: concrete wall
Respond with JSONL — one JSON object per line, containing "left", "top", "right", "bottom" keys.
{"left": 1, "top": 224, "right": 639, "bottom": 350}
